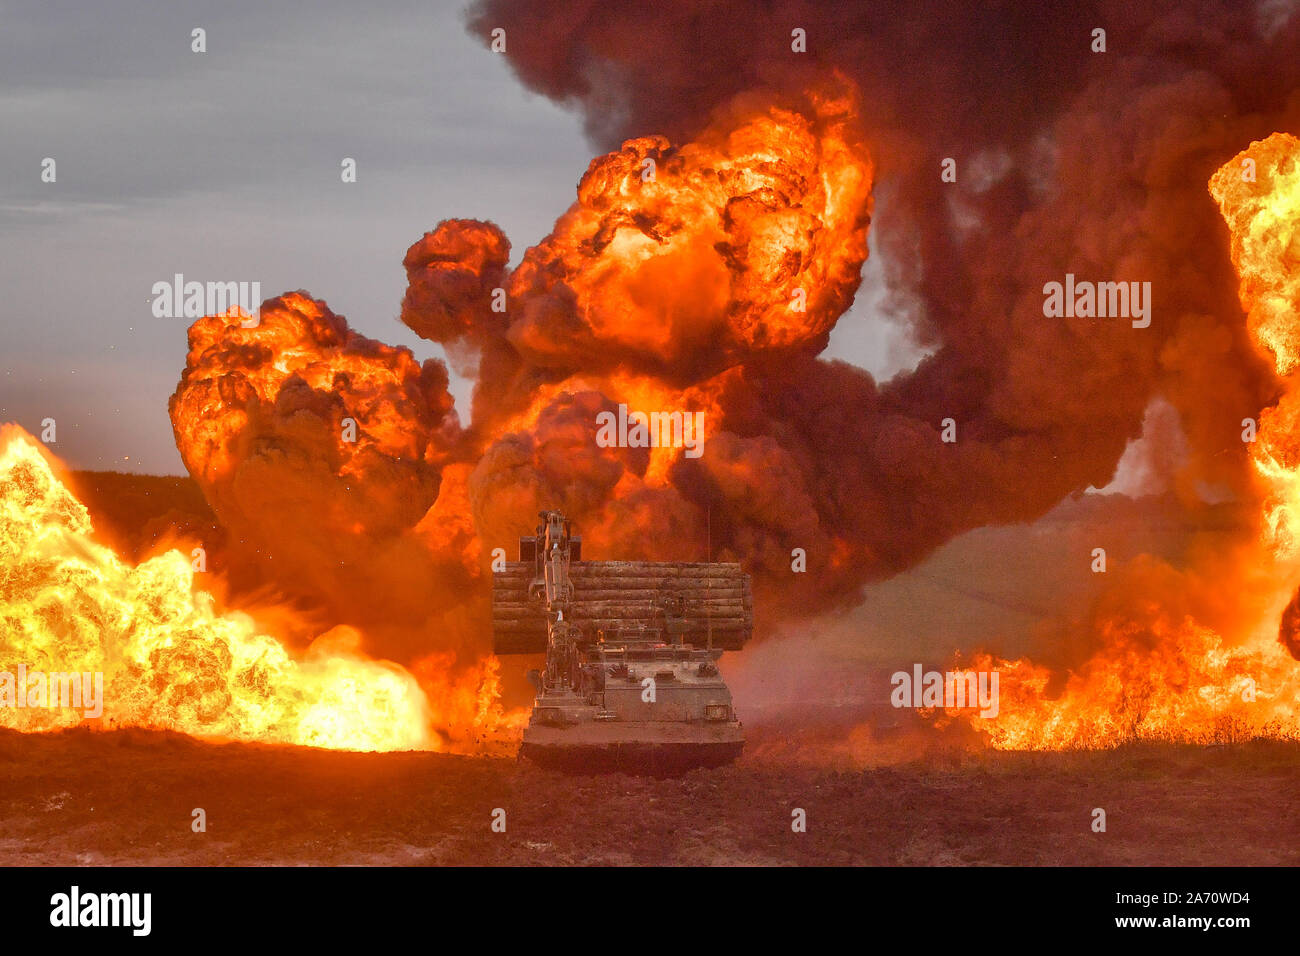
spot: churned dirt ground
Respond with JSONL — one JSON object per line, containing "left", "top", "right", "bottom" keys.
{"left": 2, "top": 726, "right": 1297, "bottom": 866}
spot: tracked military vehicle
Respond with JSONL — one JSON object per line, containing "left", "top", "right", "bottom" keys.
{"left": 492, "top": 511, "right": 751, "bottom": 771}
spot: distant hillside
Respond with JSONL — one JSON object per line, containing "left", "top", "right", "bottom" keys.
{"left": 69, "top": 470, "right": 224, "bottom": 563}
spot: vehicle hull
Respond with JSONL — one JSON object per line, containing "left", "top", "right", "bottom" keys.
{"left": 520, "top": 720, "right": 743, "bottom": 772}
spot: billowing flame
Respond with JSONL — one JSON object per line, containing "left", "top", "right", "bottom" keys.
{"left": 955, "top": 133, "right": 1300, "bottom": 749}
{"left": 171, "top": 291, "right": 458, "bottom": 492}
{"left": 0, "top": 425, "right": 522, "bottom": 751}
{"left": 960, "top": 618, "right": 1300, "bottom": 750}
{"left": 1214, "top": 135, "right": 1300, "bottom": 558}
{"left": 499, "top": 84, "right": 873, "bottom": 374}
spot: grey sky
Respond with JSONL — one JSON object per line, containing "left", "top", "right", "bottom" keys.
{"left": 0, "top": 0, "right": 921, "bottom": 474}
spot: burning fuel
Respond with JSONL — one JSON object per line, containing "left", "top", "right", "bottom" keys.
{"left": 952, "top": 133, "right": 1300, "bottom": 750}
{"left": 0, "top": 424, "right": 444, "bottom": 751}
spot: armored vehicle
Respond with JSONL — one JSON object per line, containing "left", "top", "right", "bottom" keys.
{"left": 492, "top": 511, "right": 751, "bottom": 771}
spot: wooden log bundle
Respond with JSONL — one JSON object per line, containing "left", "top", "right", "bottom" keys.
{"left": 492, "top": 560, "right": 752, "bottom": 654}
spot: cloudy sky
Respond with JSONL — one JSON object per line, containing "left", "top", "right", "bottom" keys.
{"left": 0, "top": 0, "right": 919, "bottom": 474}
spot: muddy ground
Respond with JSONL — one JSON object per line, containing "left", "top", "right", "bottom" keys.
{"left": 1, "top": 727, "right": 1296, "bottom": 866}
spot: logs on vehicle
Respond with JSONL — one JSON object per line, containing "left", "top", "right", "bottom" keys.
{"left": 492, "top": 561, "right": 752, "bottom": 654}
